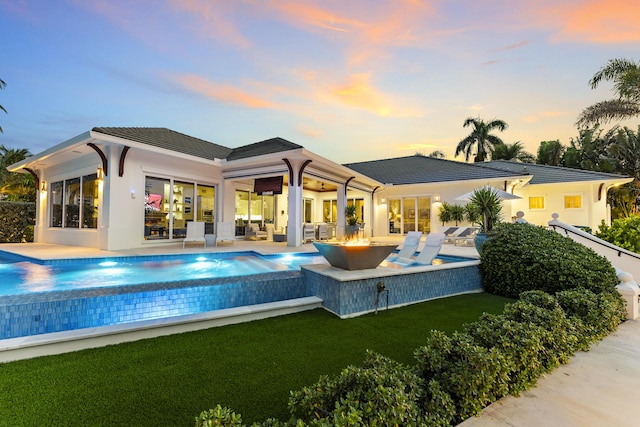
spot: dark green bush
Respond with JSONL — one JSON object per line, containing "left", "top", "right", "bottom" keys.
{"left": 503, "top": 292, "right": 578, "bottom": 366}
{"left": 555, "top": 288, "right": 626, "bottom": 342}
{"left": 595, "top": 216, "right": 640, "bottom": 254}
{"left": 480, "top": 223, "right": 619, "bottom": 298}
{"left": 288, "top": 350, "right": 424, "bottom": 426}
{"left": 414, "top": 330, "right": 511, "bottom": 423}
{"left": 0, "top": 201, "right": 35, "bottom": 242}
{"left": 463, "top": 313, "right": 547, "bottom": 395}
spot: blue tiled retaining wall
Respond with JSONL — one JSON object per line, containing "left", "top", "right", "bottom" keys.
{"left": 0, "top": 272, "right": 305, "bottom": 339}
{"left": 303, "top": 263, "right": 483, "bottom": 318}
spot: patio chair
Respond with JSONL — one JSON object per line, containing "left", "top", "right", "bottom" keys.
{"left": 317, "top": 223, "right": 329, "bottom": 240}
{"left": 215, "top": 222, "right": 236, "bottom": 246}
{"left": 303, "top": 223, "right": 315, "bottom": 243}
{"left": 387, "top": 231, "right": 423, "bottom": 261}
{"left": 396, "top": 232, "right": 445, "bottom": 265}
{"left": 246, "top": 223, "right": 267, "bottom": 240}
{"left": 443, "top": 226, "right": 465, "bottom": 244}
{"left": 182, "top": 221, "right": 206, "bottom": 248}
{"left": 451, "top": 227, "right": 476, "bottom": 246}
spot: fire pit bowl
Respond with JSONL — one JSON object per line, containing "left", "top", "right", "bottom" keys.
{"left": 312, "top": 242, "right": 398, "bottom": 270}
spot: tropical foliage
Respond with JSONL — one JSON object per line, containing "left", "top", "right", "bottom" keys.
{"left": 0, "top": 145, "right": 35, "bottom": 201}
{"left": 577, "top": 58, "right": 640, "bottom": 127}
{"left": 536, "top": 140, "right": 564, "bottom": 166}
{"left": 455, "top": 117, "right": 508, "bottom": 162}
{"left": 596, "top": 216, "right": 640, "bottom": 254}
{"left": 492, "top": 141, "right": 534, "bottom": 163}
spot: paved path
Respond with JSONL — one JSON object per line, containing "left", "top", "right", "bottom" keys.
{"left": 460, "top": 319, "right": 640, "bottom": 427}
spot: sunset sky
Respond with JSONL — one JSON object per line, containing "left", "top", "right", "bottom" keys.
{"left": 1, "top": 0, "right": 639, "bottom": 163}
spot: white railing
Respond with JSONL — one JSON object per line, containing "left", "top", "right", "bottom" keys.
{"left": 547, "top": 213, "right": 640, "bottom": 319}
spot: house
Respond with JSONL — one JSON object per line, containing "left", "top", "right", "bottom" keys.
{"left": 7, "top": 127, "right": 632, "bottom": 250}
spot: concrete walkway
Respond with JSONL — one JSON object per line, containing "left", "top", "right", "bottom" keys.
{"left": 460, "top": 319, "right": 640, "bottom": 427}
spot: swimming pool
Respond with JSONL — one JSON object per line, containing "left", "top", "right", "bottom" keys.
{"left": 0, "top": 250, "right": 477, "bottom": 341}
{"left": 0, "top": 251, "right": 328, "bottom": 296}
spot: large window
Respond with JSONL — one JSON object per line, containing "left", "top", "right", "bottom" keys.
{"left": 322, "top": 200, "right": 338, "bottom": 223}
{"left": 144, "top": 177, "right": 214, "bottom": 240}
{"left": 49, "top": 173, "right": 99, "bottom": 229}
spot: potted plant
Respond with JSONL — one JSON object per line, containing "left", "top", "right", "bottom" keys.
{"left": 468, "top": 186, "right": 503, "bottom": 253}
{"left": 345, "top": 204, "right": 360, "bottom": 238}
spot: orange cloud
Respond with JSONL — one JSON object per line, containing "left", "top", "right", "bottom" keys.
{"left": 173, "top": 74, "right": 277, "bottom": 109}
{"left": 329, "top": 73, "right": 421, "bottom": 117}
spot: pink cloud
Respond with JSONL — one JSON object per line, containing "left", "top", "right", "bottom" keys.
{"left": 173, "top": 74, "right": 277, "bottom": 109}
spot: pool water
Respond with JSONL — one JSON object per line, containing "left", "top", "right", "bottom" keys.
{"left": 0, "top": 252, "right": 329, "bottom": 296}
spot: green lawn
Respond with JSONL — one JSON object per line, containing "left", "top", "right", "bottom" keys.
{"left": 0, "top": 293, "right": 512, "bottom": 426}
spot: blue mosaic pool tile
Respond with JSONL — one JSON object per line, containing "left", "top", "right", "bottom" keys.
{"left": 0, "top": 272, "right": 306, "bottom": 340}
{"left": 303, "top": 264, "right": 483, "bottom": 317}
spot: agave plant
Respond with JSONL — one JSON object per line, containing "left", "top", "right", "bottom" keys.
{"left": 468, "top": 187, "right": 503, "bottom": 233}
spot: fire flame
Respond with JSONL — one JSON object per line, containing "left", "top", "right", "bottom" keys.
{"left": 340, "top": 236, "right": 370, "bottom": 246}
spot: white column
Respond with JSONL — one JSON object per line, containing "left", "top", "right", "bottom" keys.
{"left": 336, "top": 183, "right": 346, "bottom": 239}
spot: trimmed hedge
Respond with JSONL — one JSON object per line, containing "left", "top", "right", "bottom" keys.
{"left": 0, "top": 201, "right": 35, "bottom": 243}
{"left": 197, "top": 290, "right": 625, "bottom": 426}
{"left": 196, "top": 223, "right": 627, "bottom": 426}
{"left": 479, "top": 222, "right": 619, "bottom": 298}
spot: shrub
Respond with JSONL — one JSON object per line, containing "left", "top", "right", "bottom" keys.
{"left": 595, "top": 216, "right": 640, "bottom": 254}
{"left": 195, "top": 405, "right": 243, "bottom": 427}
{"left": 0, "top": 201, "right": 35, "bottom": 242}
{"left": 503, "top": 291, "right": 579, "bottom": 365}
{"left": 288, "top": 350, "right": 424, "bottom": 426}
{"left": 463, "top": 313, "right": 547, "bottom": 395}
{"left": 555, "top": 288, "right": 626, "bottom": 343}
{"left": 480, "top": 223, "right": 619, "bottom": 298}
{"left": 414, "top": 330, "right": 511, "bottom": 423}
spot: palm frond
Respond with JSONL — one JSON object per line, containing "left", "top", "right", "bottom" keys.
{"left": 576, "top": 99, "right": 640, "bottom": 127}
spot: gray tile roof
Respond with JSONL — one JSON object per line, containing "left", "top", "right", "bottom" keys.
{"left": 344, "top": 155, "right": 524, "bottom": 184}
{"left": 484, "top": 160, "right": 630, "bottom": 184}
{"left": 226, "top": 137, "right": 303, "bottom": 161}
{"left": 92, "top": 127, "right": 233, "bottom": 161}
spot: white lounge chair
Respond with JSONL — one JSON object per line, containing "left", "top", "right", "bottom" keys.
{"left": 387, "top": 231, "right": 423, "bottom": 260}
{"left": 452, "top": 227, "right": 476, "bottom": 246}
{"left": 397, "top": 232, "right": 445, "bottom": 265}
{"left": 215, "top": 222, "right": 236, "bottom": 246}
{"left": 183, "top": 221, "right": 206, "bottom": 248}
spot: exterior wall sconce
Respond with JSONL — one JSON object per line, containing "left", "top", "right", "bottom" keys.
{"left": 130, "top": 190, "right": 136, "bottom": 199}
{"left": 380, "top": 198, "right": 387, "bottom": 204}
{"left": 41, "top": 181, "right": 47, "bottom": 192}
{"left": 97, "top": 167, "right": 105, "bottom": 180}
{"left": 433, "top": 194, "right": 441, "bottom": 202}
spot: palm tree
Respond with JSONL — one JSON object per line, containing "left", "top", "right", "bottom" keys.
{"left": 0, "top": 145, "right": 33, "bottom": 201}
{"left": 455, "top": 117, "right": 508, "bottom": 162}
{"left": 576, "top": 58, "right": 640, "bottom": 127}
{"left": 0, "top": 78, "right": 6, "bottom": 133}
{"left": 536, "top": 140, "right": 565, "bottom": 166}
{"left": 492, "top": 141, "right": 534, "bottom": 162}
